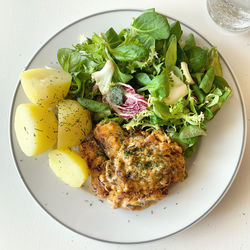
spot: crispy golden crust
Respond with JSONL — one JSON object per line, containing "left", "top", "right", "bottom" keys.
{"left": 80, "top": 122, "right": 186, "bottom": 210}
{"left": 94, "top": 122, "right": 127, "bottom": 158}
{"left": 79, "top": 139, "right": 108, "bottom": 198}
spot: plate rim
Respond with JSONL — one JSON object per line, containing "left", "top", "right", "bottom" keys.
{"left": 9, "top": 8, "right": 247, "bottom": 244}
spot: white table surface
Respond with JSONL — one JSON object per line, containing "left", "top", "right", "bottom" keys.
{"left": 1, "top": 0, "right": 250, "bottom": 249}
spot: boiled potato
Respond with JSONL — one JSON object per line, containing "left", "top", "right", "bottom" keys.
{"left": 57, "top": 100, "right": 92, "bottom": 148}
{"left": 14, "top": 104, "right": 58, "bottom": 156}
{"left": 20, "top": 68, "right": 72, "bottom": 108}
{"left": 48, "top": 149, "right": 89, "bottom": 187}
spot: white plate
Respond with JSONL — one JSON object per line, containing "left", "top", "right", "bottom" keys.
{"left": 10, "top": 10, "right": 247, "bottom": 244}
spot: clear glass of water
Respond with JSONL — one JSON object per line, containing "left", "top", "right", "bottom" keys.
{"left": 207, "top": 0, "right": 250, "bottom": 32}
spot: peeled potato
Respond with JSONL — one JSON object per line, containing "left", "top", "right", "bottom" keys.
{"left": 20, "top": 68, "right": 72, "bottom": 108}
{"left": 57, "top": 100, "right": 92, "bottom": 148}
{"left": 14, "top": 104, "right": 58, "bottom": 156}
{"left": 48, "top": 149, "right": 89, "bottom": 187}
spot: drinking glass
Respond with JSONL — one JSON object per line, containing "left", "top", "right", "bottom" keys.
{"left": 207, "top": 0, "right": 250, "bottom": 32}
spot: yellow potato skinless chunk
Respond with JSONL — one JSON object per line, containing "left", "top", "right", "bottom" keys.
{"left": 20, "top": 68, "right": 72, "bottom": 108}
{"left": 48, "top": 149, "right": 89, "bottom": 187}
{"left": 14, "top": 104, "right": 58, "bottom": 156}
{"left": 57, "top": 99, "right": 92, "bottom": 148}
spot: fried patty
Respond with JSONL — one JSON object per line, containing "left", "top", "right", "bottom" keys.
{"left": 79, "top": 122, "right": 186, "bottom": 210}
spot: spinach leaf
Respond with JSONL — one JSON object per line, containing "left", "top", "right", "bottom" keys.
{"left": 199, "top": 66, "right": 215, "bottom": 93}
{"left": 185, "top": 46, "right": 208, "bottom": 73}
{"left": 57, "top": 48, "right": 82, "bottom": 72}
{"left": 165, "top": 35, "right": 177, "bottom": 67}
{"left": 77, "top": 97, "right": 111, "bottom": 112}
{"left": 111, "top": 44, "right": 148, "bottom": 62}
{"left": 135, "top": 72, "right": 152, "bottom": 86}
{"left": 147, "top": 72, "right": 169, "bottom": 100}
{"left": 109, "top": 85, "right": 124, "bottom": 105}
{"left": 105, "top": 27, "right": 122, "bottom": 48}
{"left": 170, "top": 21, "right": 183, "bottom": 41}
{"left": 132, "top": 9, "right": 170, "bottom": 40}
{"left": 184, "top": 33, "right": 196, "bottom": 51}
{"left": 179, "top": 125, "right": 207, "bottom": 139}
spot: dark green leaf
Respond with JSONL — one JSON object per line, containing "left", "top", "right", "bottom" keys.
{"left": 177, "top": 43, "right": 188, "bottom": 65}
{"left": 184, "top": 33, "right": 196, "bottom": 51}
{"left": 191, "top": 84, "right": 205, "bottom": 103}
{"left": 213, "top": 76, "right": 231, "bottom": 89}
{"left": 185, "top": 46, "right": 208, "bottom": 73}
{"left": 170, "top": 21, "right": 183, "bottom": 41}
{"left": 105, "top": 27, "right": 122, "bottom": 48}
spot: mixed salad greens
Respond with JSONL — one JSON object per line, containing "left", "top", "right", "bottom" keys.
{"left": 57, "top": 8, "right": 232, "bottom": 157}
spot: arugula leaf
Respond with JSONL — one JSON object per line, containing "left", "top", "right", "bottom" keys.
{"left": 132, "top": 9, "right": 170, "bottom": 40}
{"left": 57, "top": 48, "right": 82, "bottom": 72}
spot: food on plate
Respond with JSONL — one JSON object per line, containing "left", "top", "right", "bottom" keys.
{"left": 14, "top": 104, "right": 58, "bottom": 156}
{"left": 15, "top": 8, "right": 233, "bottom": 209}
{"left": 20, "top": 68, "right": 72, "bottom": 108}
{"left": 58, "top": 9, "right": 232, "bottom": 158}
{"left": 79, "top": 121, "right": 185, "bottom": 210}
{"left": 49, "top": 149, "right": 89, "bottom": 187}
{"left": 57, "top": 99, "right": 92, "bottom": 148}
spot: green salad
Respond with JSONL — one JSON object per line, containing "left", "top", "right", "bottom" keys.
{"left": 57, "top": 8, "right": 232, "bottom": 157}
